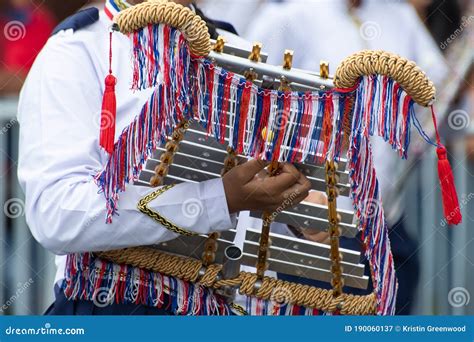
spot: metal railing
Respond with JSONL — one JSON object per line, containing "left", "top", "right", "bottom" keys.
{"left": 0, "top": 98, "right": 55, "bottom": 315}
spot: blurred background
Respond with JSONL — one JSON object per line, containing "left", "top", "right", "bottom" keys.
{"left": 0, "top": 0, "right": 472, "bottom": 315}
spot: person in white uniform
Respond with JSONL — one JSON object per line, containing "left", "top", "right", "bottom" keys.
{"left": 247, "top": 0, "right": 449, "bottom": 314}
{"left": 17, "top": 0, "right": 312, "bottom": 315}
{"left": 199, "top": 0, "right": 275, "bottom": 37}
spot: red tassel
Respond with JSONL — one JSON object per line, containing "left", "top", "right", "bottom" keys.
{"left": 437, "top": 145, "right": 462, "bottom": 225}
{"left": 100, "top": 31, "right": 117, "bottom": 154}
{"left": 431, "top": 106, "right": 462, "bottom": 225}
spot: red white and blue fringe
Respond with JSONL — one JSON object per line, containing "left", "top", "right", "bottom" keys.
{"left": 62, "top": 253, "right": 231, "bottom": 315}
{"left": 95, "top": 25, "right": 193, "bottom": 222}
{"left": 245, "top": 296, "right": 338, "bottom": 316}
{"left": 88, "top": 23, "right": 421, "bottom": 315}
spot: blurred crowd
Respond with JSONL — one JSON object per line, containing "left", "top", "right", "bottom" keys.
{"left": 0, "top": 0, "right": 471, "bottom": 106}
{"left": 0, "top": 0, "right": 91, "bottom": 95}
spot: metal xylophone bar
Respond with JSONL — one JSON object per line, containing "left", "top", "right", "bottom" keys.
{"left": 136, "top": 42, "right": 366, "bottom": 289}
{"left": 136, "top": 122, "right": 367, "bottom": 287}
{"left": 136, "top": 123, "right": 357, "bottom": 237}
{"left": 154, "top": 229, "right": 368, "bottom": 290}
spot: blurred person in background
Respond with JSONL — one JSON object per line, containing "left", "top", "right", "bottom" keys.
{"left": 45, "top": 1, "right": 90, "bottom": 21}
{"left": 410, "top": 0, "right": 464, "bottom": 51}
{"left": 0, "top": 0, "right": 56, "bottom": 95}
{"left": 199, "top": 0, "right": 281, "bottom": 37}
{"left": 247, "top": 0, "right": 450, "bottom": 314}
{"left": 462, "top": 67, "right": 473, "bottom": 161}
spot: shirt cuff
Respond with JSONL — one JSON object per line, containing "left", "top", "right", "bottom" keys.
{"left": 200, "top": 178, "right": 236, "bottom": 232}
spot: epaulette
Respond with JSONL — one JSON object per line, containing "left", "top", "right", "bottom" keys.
{"left": 52, "top": 7, "right": 99, "bottom": 35}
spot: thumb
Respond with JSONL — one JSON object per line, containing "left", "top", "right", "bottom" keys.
{"left": 237, "top": 159, "right": 269, "bottom": 183}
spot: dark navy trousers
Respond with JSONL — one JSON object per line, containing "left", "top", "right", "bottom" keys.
{"left": 278, "top": 216, "right": 420, "bottom": 315}
{"left": 45, "top": 285, "right": 173, "bottom": 315}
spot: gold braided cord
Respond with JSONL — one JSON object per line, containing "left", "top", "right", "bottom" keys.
{"left": 96, "top": 248, "right": 377, "bottom": 315}
{"left": 115, "top": 0, "right": 211, "bottom": 57}
{"left": 137, "top": 184, "right": 198, "bottom": 237}
{"left": 334, "top": 50, "right": 436, "bottom": 107}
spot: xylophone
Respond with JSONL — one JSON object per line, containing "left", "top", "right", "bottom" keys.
{"left": 86, "top": 0, "right": 461, "bottom": 316}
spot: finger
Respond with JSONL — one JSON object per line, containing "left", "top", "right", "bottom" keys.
{"left": 278, "top": 163, "right": 303, "bottom": 182}
{"left": 266, "top": 163, "right": 306, "bottom": 192}
{"left": 235, "top": 159, "right": 269, "bottom": 183}
{"left": 302, "top": 230, "right": 330, "bottom": 243}
{"left": 293, "top": 174, "right": 312, "bottom": 196}
{"left": 265, "top": 171, "right": 300, "bottom": 195}
{"left": 304, "top": 191, "right": 328, "bottom": 206}
{"left": 295, "top": 168, "right": 312, "bottom": 186}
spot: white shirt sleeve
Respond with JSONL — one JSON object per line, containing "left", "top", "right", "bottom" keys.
{"left": 17, "top": 32, "right": 234, "bottom": 256}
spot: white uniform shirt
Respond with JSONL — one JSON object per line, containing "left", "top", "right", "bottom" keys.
{"left": 17, "top": 4, "right": 242, "bottom": 285}
{"left": 247, "top": 0, "right": 448, "bottom": 223}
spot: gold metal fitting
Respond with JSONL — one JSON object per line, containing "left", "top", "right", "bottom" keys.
{"left": 320, "top": 60, "right": 330, "bottom": 79}
{"left": 282, "top": 50, "right": 294, "bottom": 70}
{"left": 249, "top": 42, "right": 262, "bottom": 62}
{"left": 213, "top": 36, "right": 226, "bottom": 53}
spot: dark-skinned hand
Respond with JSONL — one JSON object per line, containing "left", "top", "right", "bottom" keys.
{"left": 222, "top": 159, "right": 311, "bottom": 214}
